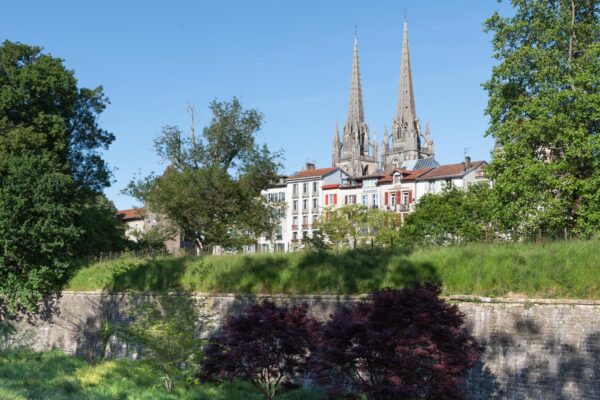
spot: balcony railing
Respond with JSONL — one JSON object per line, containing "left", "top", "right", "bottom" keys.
{"left": 291, "top": 224, "right": 298, "bottom": 230}
{"left": 302, "top": 192, "right": 309, "bottom": 198}
{"left": 301, "top": 224, "right": 309, "bottom": 229}
{"left": 292, "top": 209, "right": 299, "bottom": 215}
{"left": 292, "top": 192, "right": 299, "bottom": 199}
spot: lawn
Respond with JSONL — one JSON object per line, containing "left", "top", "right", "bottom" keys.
{"left": 67, "top": 240, "right": 600, "bottom": 299}
{"left": 0, "top": 348, "right": 322, "bottom": 400}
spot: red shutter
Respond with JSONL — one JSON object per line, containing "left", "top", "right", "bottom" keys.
{"left": 396, "top": 190, "right": 401, "bottom": 204}
{"left": 384, "top": 192, "right": 389, "bottom": 205}
{"left": 409, "top": 191, "right": 413, "bottom": 203}
{"left": 344, "top": 195, "right": 348, "bottom": 205}
{"left": 334, "top": 194, "right": 338, "bottom": 205}
{"left": 325, "top": 195, "right": 329, "bottom": 205}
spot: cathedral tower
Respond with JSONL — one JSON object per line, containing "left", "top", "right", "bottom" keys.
{"left": 332, "top": 32, "right": 379, "bottom": 176}
{"left": 381, "top": 20, "right": 434, "bottom": 171}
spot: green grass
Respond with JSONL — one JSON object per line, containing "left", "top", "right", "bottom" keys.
{"left": 0, "top": 348, "right": 322, "bottom": 400}
{"left": 67, "top": 240, "right": 600, "bottom": 299}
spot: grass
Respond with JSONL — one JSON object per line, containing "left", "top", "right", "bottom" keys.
{"left": 0, "top": 348, "right": 323, "bottom": 400}
{"left": 66, "top": 240, "right": 600, "bottom": 299}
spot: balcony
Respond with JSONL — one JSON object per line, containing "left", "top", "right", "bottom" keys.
{"left": 399, "top": 204, "right": 410, "bottom": 212}
{"left": 292, "top": 192, "right": 299, "bottom": 199}
{"left": 291, "top": 224, "right": 298, "bottom": 230}
{"left": 301, "top": 224, "right": 310, "bottom": 229}
{"left": 292, "top": 209, "right": 299, "bottom": 215}
{"left": 302, "top": 191, "right": 309, "bottom": 198}
{"left": 312, "top": 191, "right": 319, "bottom": 198}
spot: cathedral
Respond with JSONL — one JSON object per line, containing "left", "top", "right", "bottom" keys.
{"left": 332, "top": 21, "right": 435, "bottom": 175}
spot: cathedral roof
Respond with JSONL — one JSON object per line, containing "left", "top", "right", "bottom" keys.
{"left": 117, "top": 208, "right": 145, "bottom": 221}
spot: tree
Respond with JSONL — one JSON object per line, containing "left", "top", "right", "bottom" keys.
{"left": 400, "top": 184, "right": 495, "bottom": 246}
{"left": 0, "top": 153, "right": 80, "bottom": 313}
{"left": 316, "top": 285, "right": 481, "bottom": 400}
{"left": 484, "top": 1, "right": 600, "bottom": 239}
{"left": 0, "top": 41, "right": 115, "bottom": 312}
{"left": 200, "top": 300, "right": 321, "bottom": 400}
{"left": 77, "top": 194, "right": 127, "bottom": 257}
{"left": 116, "top": 293, "right": 207, "bottom": 391}
{"left": 314, "top": 205, "right": 400, "bottom": 250}
{"left": 127, "top": 99, "right": 281, "bottom": 254}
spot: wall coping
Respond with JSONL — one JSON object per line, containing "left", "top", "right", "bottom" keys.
{"left": 60, "top": 291, "right": 600, "bottom": 306}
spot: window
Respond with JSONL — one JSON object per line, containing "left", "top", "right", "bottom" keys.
{"left": 293, "top": 184, "right": 298, "bottom": 194}
{"left": 303, "top": 183, "right": 308, "bottom": 194}
{"left": 302, "top": 215, "right": 308, "bottom": 226}
{"left": 302, "top": 231, "right": 308, "bottom": 239}
{"left": 428, "top": 181, "right": 435, "bottom": 193}
{"left": 293, "top": 200, "right": 298, "bottom": 211}
{"left": 312, "top": 198, "right": 318, "bottom": 209}
{"left": 279, "top": 192, "right": 285, "bottom": 201}
{"left": 402, "top": 191, "right": 409, "bottom": 205}
{"left": 303, "top": 199, "right": 308, "bottom": 210}
{"left": 327, "top": 194, "right": 336, "bottom": 205}
{"left": 292, "top": 216, "right": 298, "bottom": 226}
{"left": 363, "top": 179, "right": 376, "bottom": 189}
{"left": 345, "top": 195, "right": 356, "bottom": 205}
{"left": 292, "top": 232, "right": 298, "bottom": 241}
{"left": 312, "top": 214, "right": 318, "bottom": 224}
{"left": 361, "top": 195, "right": 368, "bottom": 206}
{"left": 312, "top": 181, "right": 317, "bottom": 192}
{"left": 276, "top": 226, "right": 282, "bottom": 240}
{"left": 393, "top": 174, "right": 401, "bottom": 184}
{"left": 390, "top": 193, "right": 397, "bottom": 206}
{"left": 372, "top": 194, "right": 379, "bottom": 207}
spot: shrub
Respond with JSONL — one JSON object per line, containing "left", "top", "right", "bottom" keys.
{"left": 200, "top": 300, "right": 321, "bottom": 400}
{"left": 116, "top": 292, "right": 207, "bottom": 391}
{"left": 317, "top": 284, "right": 481, "bottom": 400}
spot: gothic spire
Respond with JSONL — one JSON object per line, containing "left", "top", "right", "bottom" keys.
{"left": 346, "top": 31, "right": 364, "bottom": 127}
{"left": 395, "top": 20, "right": 417, "bottom": 126}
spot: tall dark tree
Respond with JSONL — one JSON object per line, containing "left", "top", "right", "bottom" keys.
{"left": 127, "top": 98, "right": 282, "bottom": 253}
{"left": 0, "top": 41, "right": 115, "bottom": 312}
{"left": 317, "top": 285, "right": 481, "bottom": 400}
{"left": 484, "top": 1, "right": 600, "bottom": 238}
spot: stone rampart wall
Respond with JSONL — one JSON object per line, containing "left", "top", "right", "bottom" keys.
{"left": 5, "top": 292, "right": 600, "bottom": 399}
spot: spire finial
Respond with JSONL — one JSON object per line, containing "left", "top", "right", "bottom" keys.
{"left": 404, "top": 7, "right": 407, "bottom": 22}
{"left": 354, "top": 25, "right": 358, "bottom": 37}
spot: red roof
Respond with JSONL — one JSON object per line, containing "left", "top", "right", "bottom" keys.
{"left": 417, "top": 161, "right": 485, "bottom": 180}
{"left": 116, "top": 208, "right": 145, "bottom": 221}
{"left": 321, "top": 184, "right": 340, "bottom": 190}
{"left": 379, "top": 168, "right": 434, "bottom": 184}
{"left": 287, "top": 167, "right": 337, "bottom": 180}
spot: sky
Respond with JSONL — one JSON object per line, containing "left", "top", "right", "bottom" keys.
{"left": 2, "top": 0, "right": 514, "bottom": 210}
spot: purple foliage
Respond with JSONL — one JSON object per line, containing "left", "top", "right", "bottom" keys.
{"left": 200, "top": 300, "right": 321, "bottom": 400}
{"left": 316, "top": 284, "right": 481, "bottom": 400}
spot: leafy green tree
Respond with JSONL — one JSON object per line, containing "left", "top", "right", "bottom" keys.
{"left": 314, "top": 205, "right": 400, "bottom": 250}
{"left": 0, "top": 153, "right": 80, "bottom": 313}
{"left": 77, "top": 195, "right": 127, "bottom": 257}
{"left": 484, "top": 1, "right": 600, "bottom": 239}
{"left": 0, "top": 41, "right": 115, "bottom": 312}
{"left": 116, "top": 293, "right": 207, "bottom": 391}
{"left": 400, "top": 184, "right": 495, "bottom": 246}
{"left": 127, "top": 99, "right": 281, "bottom": 253}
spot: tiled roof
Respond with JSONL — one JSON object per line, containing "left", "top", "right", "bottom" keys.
{"left": 287, "top": 167, "right": 338, "bottom": 180}
{"left": 416, "top": 161, "right": 486, "bottom": 180}
{"left": 116, "top": 208, "right": 145, "bottom": 221}
{"left": 379, "top": 168, "right": 434, "bottom": 184}
{"left": 322, "top": 184, "right": 340, "bottom": 190}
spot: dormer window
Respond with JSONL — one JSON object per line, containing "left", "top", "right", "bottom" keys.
{"left": 393, "top": 173, "right": 401, "bottom": 184}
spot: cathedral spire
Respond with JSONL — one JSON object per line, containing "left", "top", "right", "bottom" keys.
{"left": 395, "top": 20, "right": 416, "bottom": 127}
{"left": 332, "top": 121, "right": 340, "bottom": 166}
{"left": 346, "top": 30, "right": 364, "bottom": 127}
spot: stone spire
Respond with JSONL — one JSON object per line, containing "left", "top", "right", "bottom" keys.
{"left": 395, "top": 20, "right": 417, "bottom": 129}
{"left": 332, "top": 120, "right": 340, "bottom": 166}
{"left": 372, "top": 128, "right": 378, "bottom": 165}
{"left": 346, "top": 31, "right": 364, "bottom": 127}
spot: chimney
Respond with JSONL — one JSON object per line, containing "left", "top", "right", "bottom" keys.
{"left": 305, "top": 162, "right": 316, "bottom": 171}
{"left": 464, "top": 156, "right": 472, "bottom": 170}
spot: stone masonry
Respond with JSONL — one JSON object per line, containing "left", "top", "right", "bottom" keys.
{"left": 4, "top": 292, "right": 600, "bottom": 399}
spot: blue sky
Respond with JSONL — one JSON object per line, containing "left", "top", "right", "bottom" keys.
{"left": 2, "top": 0, "right": 513, "bottom": 210}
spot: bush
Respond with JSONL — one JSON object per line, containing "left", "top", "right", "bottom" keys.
{"left": 116, "top": 292, "right": 207, "bottom": 391}
{"left": 200, "top": 300, "right": 321, "bottom": 400}
{"left": 316, "top": 284, "right": 481, "bottom": 400}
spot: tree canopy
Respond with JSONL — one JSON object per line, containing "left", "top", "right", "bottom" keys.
{"left": 484, "top": 0, "right": 600, "bottom": 239}
{"left": 127, "top": 98, "right": 282, "bottom": 253}
{"left": 0, "top": 41, "right": 116, "bottom": 312}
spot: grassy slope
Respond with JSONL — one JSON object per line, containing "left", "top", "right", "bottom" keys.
{"left": 67, "top": 240, "right": 600, "bottom": 299}
{"left": 0, "top": 348, "right": 321, "bottom": 400}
